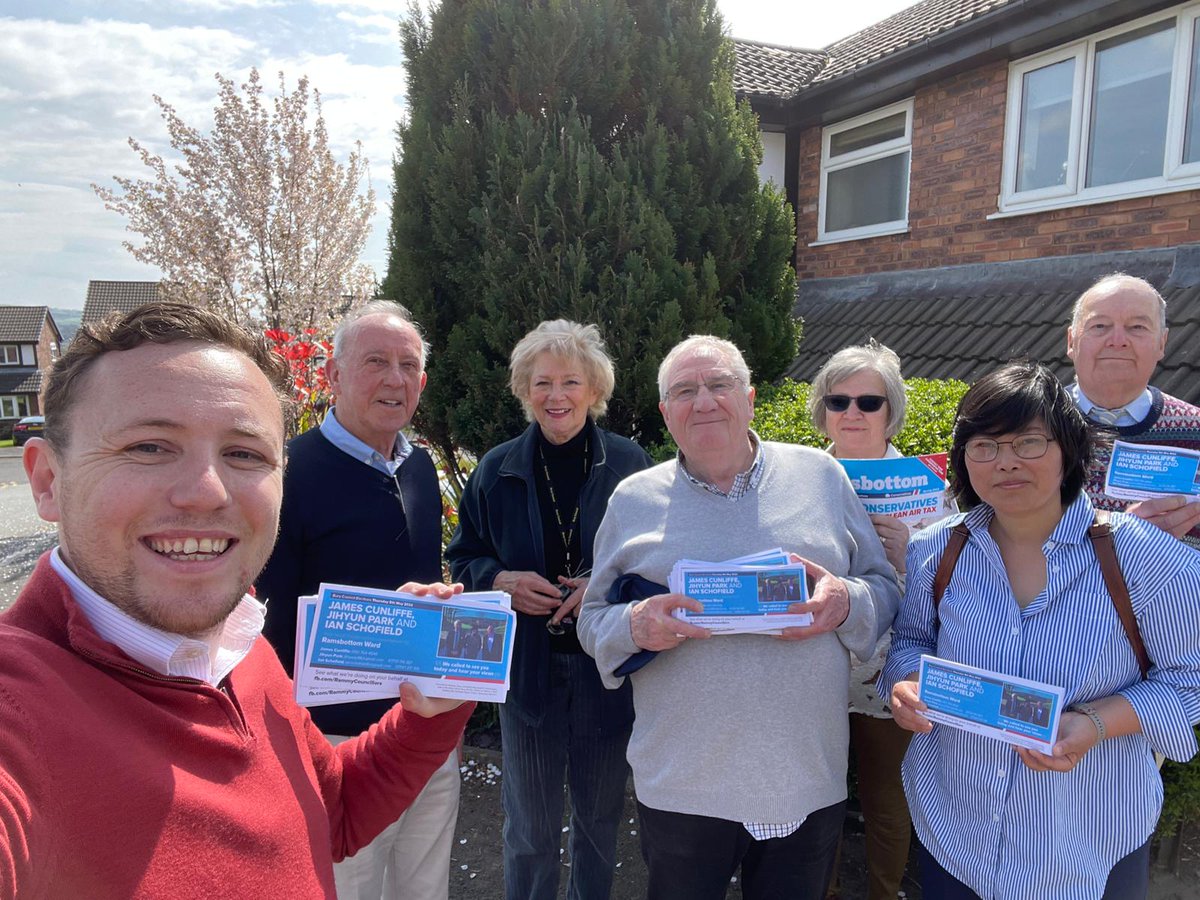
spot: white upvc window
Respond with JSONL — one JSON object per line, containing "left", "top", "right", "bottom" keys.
{"left": 999, "top": 2, "right": 1200, "bottom": 214}
{"left": 0, "top": 395, "right": 30, "bottom": 418}
{"left": 0, "top": 345, "right": 19, "bottom": 365}
{"left": 816, "top": 99, "right": 913, "bottom": 243}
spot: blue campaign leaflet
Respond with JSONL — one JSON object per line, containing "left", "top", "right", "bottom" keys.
{"left": 296, "top": 584, "right": 515, "bottom": 704}
{"left": 918, "top": 655, "right": 1064, "bottom": 751}
{"left": 295, "top": 596, "right": 394, "bottom": 707}
{"left": 681, "top": 567, "right": 805, "bottom": 614}
{"left": 669, "top": 557, "right": 813, "bottom": 634}
{"left": 1105, "top": 440, "right": 1200, "bottom": 502}
{"left": 837, "top": 453, "right": 955, "bottom": 531}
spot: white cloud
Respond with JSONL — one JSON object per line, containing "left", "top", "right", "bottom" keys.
{"left": 1, "top": 1, "right": 925, "bottom": 309}
{"left": 261, "top": 51, "right": 406, "bottom": 163}
{"left": 0, "top": 18, "right": 262, "bottom": 306}
{"left": 0, "top": 18, "right": 256, "bottom": 107}
{"left": 0, "top": 180, "right": 162, "bottom": 306}
{"left": 310, "top": 0, "right": 421, "bottom": 13}
{"left": 132, "top": 0, "right": 285, "bottom": 11}
{"left": 335, "top": 10, "right": 399, "bottom": 45}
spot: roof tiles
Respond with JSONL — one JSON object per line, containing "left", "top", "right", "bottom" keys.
{"left": 0, "top": 306, "right": 50, "bottom": 343}
{"left": 785, "top": 248, "right": 1200, "bottom": 407}
{"left": 732, "top": 0, "right": 1015, "bottom": 98}
{"left": 82, "top": 281, "right": 165, "bottom": 324}
{"left": 731, "top": 40, "right": 828, "bottom": 98}
{"left": 0, "top": 369, "right": 44, "bottom": 394}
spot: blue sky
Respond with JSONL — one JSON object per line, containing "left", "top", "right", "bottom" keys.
{"left": 0, "top": 0, "right": 916, "bottom": 310}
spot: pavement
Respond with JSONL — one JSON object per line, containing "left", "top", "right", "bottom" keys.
{"left": 0, "top": 445, "right": 55, "bottom": 612}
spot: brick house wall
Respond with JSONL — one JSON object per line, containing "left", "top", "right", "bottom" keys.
{"left": 794, "top": 59, "right": 1200, "bottom": 280}
{"left": 34, "top": 318, "right": 59, "bottom": 400}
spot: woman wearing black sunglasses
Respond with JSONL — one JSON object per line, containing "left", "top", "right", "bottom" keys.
{"left": 808, "top": 339, "right": 913, "bottom": 900}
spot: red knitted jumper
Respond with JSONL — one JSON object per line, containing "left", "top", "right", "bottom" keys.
{"left": 0, "top": 554, "right": 473, "bottom": 899}
{"left": 1086, "top": 388, "right": 1200, "bottom": 549}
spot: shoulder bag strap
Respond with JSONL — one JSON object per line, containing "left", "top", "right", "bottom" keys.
{"left": 931, "top": 523, "right": 972, "bottom": 613}
{"left": 1088, "top": 511, "right": 1151, "bottom": 679}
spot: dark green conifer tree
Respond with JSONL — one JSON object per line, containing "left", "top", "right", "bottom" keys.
{"left": 384, "top": 0, "right": 797, "bottom": 464}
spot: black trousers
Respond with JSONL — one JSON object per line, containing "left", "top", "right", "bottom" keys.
{"left": 636, "top": 799, "right": 846, "bottom": 900}
{"left": 918, "top": 838, "right": 1151, "bottom": 899}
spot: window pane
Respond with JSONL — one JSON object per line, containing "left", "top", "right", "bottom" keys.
{"left": 829, "top": 111, "right": 907, "bottom": 157}
{"left": 1015, "top": 59, "right": 1075, "bottom": 192}
{"left": 1185, "top": 18, "right": 1200, "bottom": 163}
{"left": 1087, "top": 20, "right": 1175, "bottom": 188}
{"left": 825, "top": 152, "right": 909, "bottom": 232}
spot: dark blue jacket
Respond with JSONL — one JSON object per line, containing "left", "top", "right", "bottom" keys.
{"left": 447, "top": 421, "right": 651, "bottom": 727}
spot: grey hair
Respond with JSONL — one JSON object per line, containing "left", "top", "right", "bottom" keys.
{"left": 509, "top": 319, "right": 616, "bottom": 421}
{"left": 808, "top": 338, "right": 907, "bottom": 439}
{"left": 1071, "top": 273, "right": 1167, "bottom": 333}
{"left": 332, "top": 300, "right": 429, "bottom": 367}
{"left": 657, "top": 335, "right": 752, "bottom": 400}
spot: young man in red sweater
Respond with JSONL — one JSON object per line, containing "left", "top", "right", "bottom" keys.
{"left": 0, "top": 302, "right": 472, "bottom": 899}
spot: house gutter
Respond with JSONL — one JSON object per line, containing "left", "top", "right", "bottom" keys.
{"left": 749, "top": 0, "right": 1181, "bottom": 129}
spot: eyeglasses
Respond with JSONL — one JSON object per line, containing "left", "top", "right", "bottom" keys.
{"left": 964, "top": 434, "right": 1054, "bottom": 462}
{"left": 665, "top": 375, "right": 744, "bottom": 404}
{"left": 822, "top": 394, "right": 887, "bottom": 414}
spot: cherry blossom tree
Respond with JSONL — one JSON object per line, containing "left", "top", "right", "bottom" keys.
{"left": 94, "top": 69, "right": 376, "bottom": 332}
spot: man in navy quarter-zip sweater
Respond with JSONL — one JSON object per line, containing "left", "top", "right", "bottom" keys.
{"left": 257, "top": 300, "right": 458, "bottom": 900}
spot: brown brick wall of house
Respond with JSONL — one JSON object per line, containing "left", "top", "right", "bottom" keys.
{"left": 794, "top": 60, "right": 1200, "bottom": 279}
{"left": 35, "top": 325, "right": 56, "bottom": 370}
{"left": 32, "top": 320, "right": 59, "bottom": 415}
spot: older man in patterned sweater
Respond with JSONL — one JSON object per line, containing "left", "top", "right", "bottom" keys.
{"left": 1066, "top": 273, "right": 1200, "bottom": 549}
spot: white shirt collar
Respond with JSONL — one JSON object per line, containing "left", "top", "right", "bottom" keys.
{"left": 1069, "top": 382, "right": 1153, "bottom": 427}
{"left": 321, "top": 407, "right": 413, "bottom": 476}
{"left": 50, "top": 547, "right": 265, "bottom": 686}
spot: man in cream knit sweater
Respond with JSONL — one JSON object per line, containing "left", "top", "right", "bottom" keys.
{"left": 578, "top": 335, "right": 900, "bottom": 900}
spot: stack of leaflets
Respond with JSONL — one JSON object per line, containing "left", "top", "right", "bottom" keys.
{"left": 917, "top": 655, "right": 1064, "bottom": 751}
{"left": 667, "top": 548, "right": 813, "bottom": 635}
{"left": 1105, "top": 440, "right": 1200, "bottom": 502}
{"left": 293, "top": 583, "right": 516, "bottom": 707}
{"left": 837, "top": 453, "right": 956, "bottom": 531}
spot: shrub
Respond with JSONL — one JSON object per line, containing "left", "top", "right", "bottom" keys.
{"left": 754, "top": 377, "right": 969, "bottom": 454}
{"left": 1159, "top": 731, "right": 1200, "bottom": 837}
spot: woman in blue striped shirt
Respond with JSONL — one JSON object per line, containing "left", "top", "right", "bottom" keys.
{"left": 880, "top": 361, "right": 1200, "bottom": 900}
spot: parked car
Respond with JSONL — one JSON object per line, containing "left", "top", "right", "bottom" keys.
{"left": 11, "top": 416, "right": 45, "bottom": 446}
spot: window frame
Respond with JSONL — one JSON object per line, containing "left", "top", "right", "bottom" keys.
{"left": 815, "top": 98, "right": 914, "bottom": 244}
{"left": 0, "top": 345, "right": 20, "bottom": 366}
{"left": 999, "top": 2, "right": 1200, "bottom": 215}
{"left": 0, "top": 395, "right": 30, "bottom": 419}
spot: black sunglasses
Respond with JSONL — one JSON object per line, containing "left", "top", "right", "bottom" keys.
{"left": 822, "top": 394, "right": 887, "bottom": 413}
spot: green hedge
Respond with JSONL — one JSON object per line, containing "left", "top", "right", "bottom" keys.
{"left": 754, "top": 376, "right": 969, "bottom": 454}
{"left": 1159, "top": 732, "right": 1200, "bottom": 837}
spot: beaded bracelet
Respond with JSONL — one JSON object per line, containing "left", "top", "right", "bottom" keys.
{"left": 1070, "top": 703, "right": 1107, "bottom": 742}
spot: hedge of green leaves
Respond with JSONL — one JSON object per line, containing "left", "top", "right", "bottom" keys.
{"left": 753, "top": 376, "right": 969, "bottom": 454}
{"left": 1159, "top": 732, "right": 1200, "bottom": 838}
